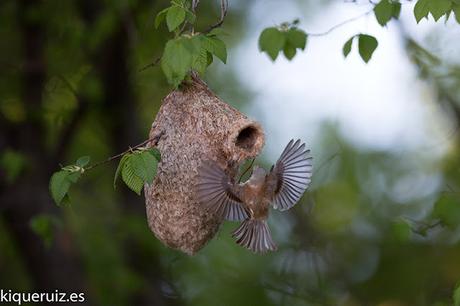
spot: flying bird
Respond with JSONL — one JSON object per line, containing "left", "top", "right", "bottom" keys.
{"left": 196, "top": 139, "right": 312, "bottom": 253}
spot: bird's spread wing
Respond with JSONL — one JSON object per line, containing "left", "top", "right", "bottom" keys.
{"left": 196, "top": 161, "right": 249, "bottom": 221}
{"left": 266, "top": 139, "right": 312, "bottom": 211}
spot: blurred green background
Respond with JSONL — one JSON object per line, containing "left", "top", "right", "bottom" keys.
{"left": 1, "top": 0, "right": 460, "bottom": 305}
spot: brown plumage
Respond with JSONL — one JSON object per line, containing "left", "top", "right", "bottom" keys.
{"left": 196, "top": 139, "right": 313, "bottom": 253}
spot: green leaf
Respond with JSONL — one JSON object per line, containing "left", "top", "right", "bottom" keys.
{"left": 192, "top": 48, "right": 209, "bottom": 74}
{"left": 155, "top": 7, "right": 169, "bottom": 28}
{"left": 166, "top": 5, "right": 186, "bottom": 32}
{"left": 208, "top": 28, "right": 228, "bottom": 37}
{"left": 283, "top": 44, "right": 297, "bottom": 60}
{"left": 121, "top": 156, "right": 144, "bottom": 195}
{"left": 374, "top": 0, "right": 394, "bottom": 26}
{"left": 429, "top": 0, "right": 452, "bottom": 21}
{"left": 76, "top": 156, "right": 90, "bottom": 167}
{"left": 392, "top": 2, "right": 402, "bottom": 19}
{"left": 0, "top": 149, "right": 27, "bottom": 184}
{"left": 185, "top": 10, "right": 196, "bottom": 24}
{"left": 202, "top": 36, "right": 227, "bottom": 63}
{"left": 433, "top": 194, "right": 460, "bottom": 229}
{"left": 391, "top": 218, "right": 412, "bottom": 242}
{"left": 206, "top": 51, "right": 214, "bottom": 66}
{"left": 49, "top": 170, "right": 80, "bottom": 205}
{"left": 286, "top": 28, "right": 307, "bottom": 50}
{"left": 358, "top": 34, "right": 378, "bottom": 63}
{"left": 148, "top": 148, "right": 161, "bottom": 161}
{"left": 161, "top": 38, "right": 193, "bottom": 86}
{"left": 342, "top": 36, "right": 354, "bottom": 58}
{"left": 30, "top": 214, "right": 60, "bottom": 248}
{"left": 454, "top": 282, "right": 460, "bottom": 306}
{"left": 259, "top": 27, "right": 286, "bottom": 61}
{"left": 132, "top": 151, "right": 158, "bottom": 185}
{"left": 114, "top": 153, "right": 130, "bottom": 188}
{"left": 454, "top": 4, "right": 460, "bottom": 23}
{"left": 414, "top": 0, "right": 430, "bottom": 23}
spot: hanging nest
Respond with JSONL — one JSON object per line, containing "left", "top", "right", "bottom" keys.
{"left": 145, "top": 76, "right": 265, "bottom": 254}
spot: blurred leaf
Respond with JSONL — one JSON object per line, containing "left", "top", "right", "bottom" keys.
{"left": 121, "top": 156, "right": 144, "bottom": 195}
{"left": 414, "top": 0, "right": 430, "bottom": 23}
{"left": 374, "top": 0, "right": 394, "bottom": 26}
{"left": 154, "top": 7, "right": 169, "bottom": 28}
{"left": 185, "top": 10, "right": 196, "bottom": 24}
{"left": 358, "top": 34, "right": 378, "bottom": 63}
{"left": 454, "top": 282, "right": 460, "bottom": 306}
{"left": 283, "top": 44, "right": 296, "bottom": 60}
{"left": 413, "top": 0, "right": 451, "bottom": 22}
{"left": 286, "top": 28, "right": 307, "bottom": 50}
{"left": 166, "top": 5, "right": 186, "bottom": 32}
{"left": 429, "top": 0, "right": 452, "bottom": 21}
{"left": 343, "top": 36, "right": 354, "bottom": 58}
{"left": 0, "top": 98, "right": 26, "bottom": 123}
{"left": 30, "top": 214, "right": 60, "bottom": 248}
{"left": 391, "top": 218, "right": 412, "bottom": 242}
{"left": 76, "top": 156, "right": 90, "bottom": 167}
{"left": 454, "top": 4, "right": 460, "bottom": 23}
{"left": 208, "top": 28, "right": 228, "bottom": 37}
{"left": 259, "top": 27, "right": 285, "bottom": 61}
{"left": 0, "top": 149, "right": 27, "bottom": 184}
{"left": 433, "top": 194, "right": 460, "bottom": 229}
{"left": 49, "top": 170, "right": 81, "bottom": 205}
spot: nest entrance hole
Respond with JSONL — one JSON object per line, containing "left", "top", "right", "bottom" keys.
{"left": 235, "top": 125, "right": 260, "bottom": 151}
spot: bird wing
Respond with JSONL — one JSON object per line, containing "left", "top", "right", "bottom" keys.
{"left": 196, "top": 160, "right": 249, "bottom": 221}
{"left": 266, "top": 139, "right": 312, "bottom": 211}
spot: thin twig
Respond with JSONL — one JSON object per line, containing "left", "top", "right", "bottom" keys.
{"left": 138, "top": 56, "right": 161, "bottom": 72}
{"left": 203, "top": 0, "right": 228, "bottom": 33}
{"left": 238, "top": 158, "right": 255, "bottom": 183}
{"left": 192, "top": 0, "right": 200, "bottom": 13}
{"left": 308, "top": 9, "right": 373, "bottom": 37}
{"left": 85, "top": 131, "right": 164, "bottom": 171}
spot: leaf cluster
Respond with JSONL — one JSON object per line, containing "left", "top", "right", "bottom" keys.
{"left": 414, "top": 0, "right": 460, "bottom": 23}
{"left": 373, "top": 0, "right": 401, "bottom": 26}
{"left": 154, "top": 1, "right": 228, "bottom": 87}
{"left": 343, "top": 34, "right": 379, "bottom": 64}
{"left": 160, "top": 29, "right": 227, "bottom": 87}
{"left": 49, "top": 156, "right": 90, "bottom": 206}
{"left": 258, "top": 20, "right": 307, "bottom": 61}
{"left": 155, "top": 0, "right": 196, "bottom": 32}
{"left": 49, "top": 148, "right": 161, "bottom": 205}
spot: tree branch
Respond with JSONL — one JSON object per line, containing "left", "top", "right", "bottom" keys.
{"left": 203, "top": 0, "right": 228, "bottom": 33}
{"left": 85, "top": 131, "right": 164, "bottom": 171}
{"left": 308, "top": 9, "right": 373, "bottom": 37}
{"left": 138, "top": 56, "right": 161, "bottom": 72}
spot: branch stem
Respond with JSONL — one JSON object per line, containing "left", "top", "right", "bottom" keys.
{"left": 85, "top": 132, "right": 163, "bottom": 171}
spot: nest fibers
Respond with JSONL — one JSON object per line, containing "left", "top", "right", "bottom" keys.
{"left": 145, "top": 76, "right": 265, "bottom": 254}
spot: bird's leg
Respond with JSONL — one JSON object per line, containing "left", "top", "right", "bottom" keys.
{"left": 238, "top": 158, "right": 255, "bottom": 183}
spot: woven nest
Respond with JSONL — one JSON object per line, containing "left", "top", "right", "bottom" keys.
{"left": 145, "top": 76, "right": 265, "bottom": 254}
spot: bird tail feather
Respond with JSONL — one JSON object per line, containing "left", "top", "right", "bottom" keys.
{"left": 231, "top": 219, "right": 277, "bottom": 253}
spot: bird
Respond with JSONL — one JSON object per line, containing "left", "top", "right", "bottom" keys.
{"left": 195, "top": 139, "right": 312, "bottom": 253}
